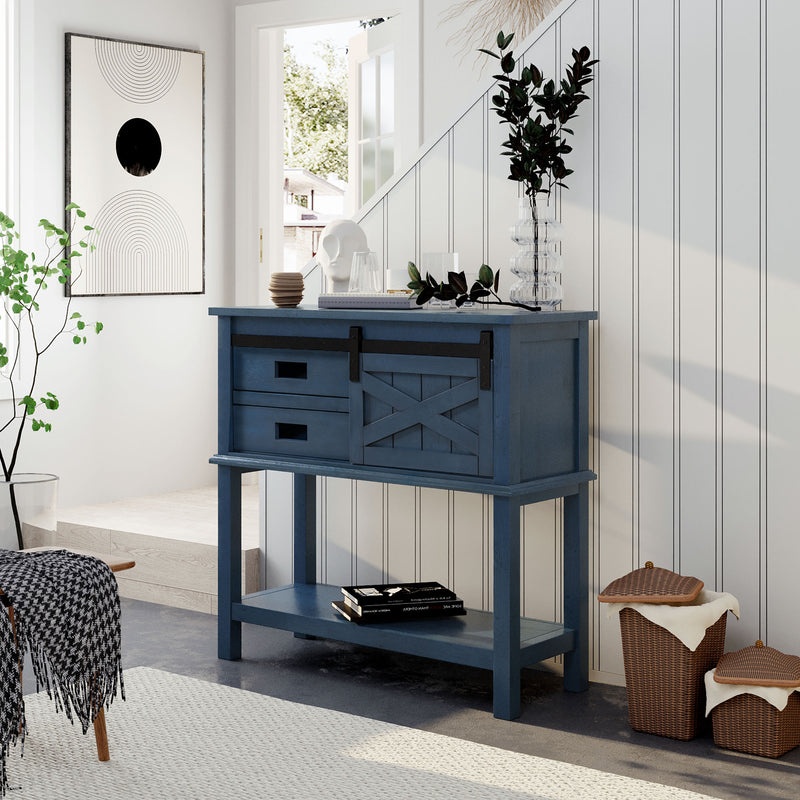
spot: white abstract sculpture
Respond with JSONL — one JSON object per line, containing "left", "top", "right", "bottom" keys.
{"left": 317, "top": 219, "right": 368, "bottom": 293}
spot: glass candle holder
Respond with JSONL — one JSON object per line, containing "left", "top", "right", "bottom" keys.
{"left": 349, "top": 251, "right": 381, "bottom": 293}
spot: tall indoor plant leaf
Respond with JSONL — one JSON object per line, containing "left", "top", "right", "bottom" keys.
{"left": 0, "top": 204, "right": 102, "bottom": 547}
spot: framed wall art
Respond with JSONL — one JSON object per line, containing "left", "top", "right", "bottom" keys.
{"left": 65, "top": 33, "right": 205, "bottom": 296}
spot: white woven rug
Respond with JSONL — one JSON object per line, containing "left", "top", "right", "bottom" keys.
{"left": 8, "top": 667, "right": 722, "bottom": 800}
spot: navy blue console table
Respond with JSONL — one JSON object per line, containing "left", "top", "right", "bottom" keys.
{"left": 210, "top": 305, "right": 596, "bottom": 720}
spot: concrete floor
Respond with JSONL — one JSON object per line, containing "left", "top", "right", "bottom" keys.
{"left": 21, "top": 598, "right": 796, "bottom": 800}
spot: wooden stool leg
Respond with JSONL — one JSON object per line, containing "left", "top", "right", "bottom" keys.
{"left": 5, "top": 591, "right": 113, "bottom": 761}
{"left": 90, "top": 674, "right": 110, "bottom": 761}
{"left": 93, "top": 707, "right": 110, "bottom": 761}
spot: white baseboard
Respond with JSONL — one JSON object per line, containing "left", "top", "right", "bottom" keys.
{"left": 589, "top": 669, "right": 626, "bottom": 688}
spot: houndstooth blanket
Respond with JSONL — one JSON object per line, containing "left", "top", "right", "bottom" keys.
{"left": 0, "top": 549, "right": 124, "bottom": 795}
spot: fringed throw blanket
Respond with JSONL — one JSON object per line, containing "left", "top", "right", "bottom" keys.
{"left": 0, "top": 549, "right": 124, "bottom": 795}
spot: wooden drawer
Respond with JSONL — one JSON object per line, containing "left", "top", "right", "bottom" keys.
{"left": 233, "top": 348, "right": 348, "bottom": 398}
{"left": 232, "top": 405, "right": 348, "bottom": 460}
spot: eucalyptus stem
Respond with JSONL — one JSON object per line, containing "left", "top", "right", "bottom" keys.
{"left": 479, "top": 296, "right": 541, "bottom": 313}
{"left": 8, "top": 484, "right": 23, "bottom": 549}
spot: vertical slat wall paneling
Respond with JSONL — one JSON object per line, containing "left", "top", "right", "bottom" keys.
{"left": 714, "top": 2, "right": 724, "bottom": 597}
{"left": 323, "top": 477, "right": 354, "bottom": 586}
{"left": 559, "top": 0, "right": 595, "bottom": 313}
{"left": 766, "top": 0, "right": 800, "bottom": 655}
{"left": 559, "top": 0, "right": 598, "bottom": 670}
{"left": 354, "top": 480, "right": 385, "bottom": 584}
{"left": 677, "top": 0, "right": 718, "bottom": 585}
{"left": 551, "top": 0, "right": 596, "bottom": 655}
{"left": 264, "top": 471, "right": 293, "bottom": 588}
{"left": 386, "top": 483, "right": 416, "bottom": 582}
{"left": 483, "top": 496, "right": 492, "bottom": 610}
{"left": 630, "top": 0, "right": 640, "bottom": 576}
{"left": 453, "top": 492, "right": 486, "bottom": 609}
{"left": 452, "top": 99, "right": 485, "bottom": 284}
{"left": 419, "top": 488, "right": 451, "bottom": 587}
{"left": 259, "top": 471, "right": 267, "bottom": 589}
{"left": 418, "top": 136, "right": 451, "bottom": 256}
{"left": 636, "top": 0, "right": 676, "bottom": 573}
{"left": 595, "top": 0, "right": 635, "bottom": 677}
{"left": 358, "top": 203, "right": 386, "bottom": 288}
{"left": 720, "top": 0, "right": 762, "bottom": 650}
{"left": 261, "top": 0, "right": 798, "bottom": 682}
{"left": 316, "top": 477, "right": 324, "bottom": 583}
{"left": 671, "top": 0, "right": 681, "bottom": 576}
{"left": 521, "top": 502, "right": 557, "bottom": 622}
{"left": 386, "top": 170, "right": 418, "bottom": 279}
{"left": 590, "top": 0, "right": 601, "bottom": 672}
{"left": 757, "top": 0, "right": 768, "bottom": 643}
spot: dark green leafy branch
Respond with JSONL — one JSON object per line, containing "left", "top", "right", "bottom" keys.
{"left": 482, "top": 31, "right": 597, "bottom": 212}
{"left": 406, "top": 35, "right": 596, "bottom": 314}
{"left": 406, "top": 262, "right": 541, "bottom": 312}
{"left": 0, "top": 203, "right": 103, "bottom": 484}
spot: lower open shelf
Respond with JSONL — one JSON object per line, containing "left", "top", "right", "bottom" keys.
{"left": 233, "top": 583, "right": 575, "bottom": 671}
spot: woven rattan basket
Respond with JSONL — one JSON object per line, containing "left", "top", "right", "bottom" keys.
{"left": 711, "top": 641, "right": 800, "bottom": 757}
{"left": 600, "top": 562, "right": 727, "bottom": 740}
{"left": 619, "top": 608, "right": 726, "bottom": 740}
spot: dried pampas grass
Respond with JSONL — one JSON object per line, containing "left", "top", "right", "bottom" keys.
{"left": 441, "top": 0, "right": 561, "bottom": 61}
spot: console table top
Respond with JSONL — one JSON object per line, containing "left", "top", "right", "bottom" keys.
{"left": 209, "top": 305, "right": 598, "bottom": 325}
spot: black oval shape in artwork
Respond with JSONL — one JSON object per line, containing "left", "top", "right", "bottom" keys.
{"left": 116, "top": 118, "right": 162, "bottom": 177}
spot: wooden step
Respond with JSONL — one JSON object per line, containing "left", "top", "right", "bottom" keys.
{"left": 21, "top": 485, "right": 260, "bottom": 615}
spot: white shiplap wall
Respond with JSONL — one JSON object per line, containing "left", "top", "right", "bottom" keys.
{"left": 266, "top": 0, "right": 797, "bottom": 684}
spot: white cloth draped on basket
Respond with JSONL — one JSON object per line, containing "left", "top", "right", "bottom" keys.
{"left": 704, "top": 670, "right": 799, "bottom": 715}
{"left": 0, "top": 549, "right": 124, "bottom": 796}
{"left": 603, "top": 589, "right": 740, "bottom": 651}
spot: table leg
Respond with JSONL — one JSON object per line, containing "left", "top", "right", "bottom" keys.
{"left": 218, "top": 465, "right": 242, "bottom": 660}
{"left": 492, "top": 495, "right": 521, "bottom": 720}
{"left": 293, "top": 473, "right": 318, "bottom": 640}
{"left": 563, "top": 483, "right": 589, "bottom": 692}
{"left": 293, "top": 473, "right": 316, "bottom": 584}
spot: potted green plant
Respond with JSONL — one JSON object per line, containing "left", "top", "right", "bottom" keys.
{"left": 0, "top": 204, "right": 102, "bottom": 549}
{"left": 408, "top": 32, "right": 596, "bottom": 310}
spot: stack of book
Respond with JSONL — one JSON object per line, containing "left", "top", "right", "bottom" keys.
{"left": 331, "top": 581, "right": 466, "bottom": 624}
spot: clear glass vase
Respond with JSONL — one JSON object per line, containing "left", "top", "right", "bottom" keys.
{"left": 0, "top": 473, "right": 59, "bottom": 551}
{"left": 509, "top": 196, "right": 563, "bottom": 310}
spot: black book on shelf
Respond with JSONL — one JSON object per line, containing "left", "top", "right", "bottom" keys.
{"left": 348, "top": 597, "right": 465, "bottom": 617}
{"left": 331, "top": 599, "right": 466, "bottom": 624}
{"left": 340, "top": 581, "right": 457, "bottom": 608}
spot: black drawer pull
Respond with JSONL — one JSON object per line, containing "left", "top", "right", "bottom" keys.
{"left": 275, "top": 422, "right": 308, "bottom": 441}
{"left": 275, "top": 361, "right": 307, "bottom": 380}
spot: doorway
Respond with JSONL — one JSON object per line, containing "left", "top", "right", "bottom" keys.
{"left": 234, "top": 0, "right": 421, "bottom": 305}
{"left": 282, "top": 20, "right": 356, "bottom": 274}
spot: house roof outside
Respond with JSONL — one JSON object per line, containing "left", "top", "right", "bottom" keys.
{"left": 283, "top": 167, "right": 345, "bottom": 198}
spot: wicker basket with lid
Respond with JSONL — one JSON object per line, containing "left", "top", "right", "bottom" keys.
{"left": 599, "top": 561, "right": 727, "bottom": 740}
{"left": 711, "top": 641, "right": 800, "bottom": 758}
